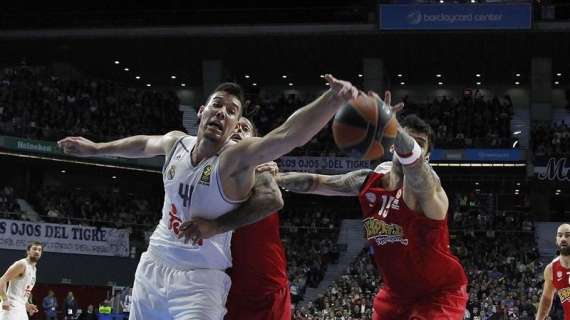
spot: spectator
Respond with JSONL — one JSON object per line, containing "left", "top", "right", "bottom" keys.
{"left": 78, "top": 304, "right": 97, "bottom": 320}
{"left": 42, "top": 290, "right": 58, "bottom": 320}
{"left": 120, "top": 288, "right": 132, "bottom": 315}
{"left": 63, "top": 291, "right": 78, "bottom": 320}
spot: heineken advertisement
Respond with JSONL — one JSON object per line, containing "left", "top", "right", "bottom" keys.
{"left": 0, "top": 135, "right": 163, "bottom": 169}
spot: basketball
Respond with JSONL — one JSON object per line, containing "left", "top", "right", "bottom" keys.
{"left": 332, "top": 94, "right": 399, "bottom": 160}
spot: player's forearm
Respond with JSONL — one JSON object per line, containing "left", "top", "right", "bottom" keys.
{"left": 276, "top": 170, "right": 370, "bottom": 196}
{"left": 275, "top": 172, "right": 319, "bottom": 194}
{"left": 0, "top": 281, "right": 7, "bottom": 301}
{"left": 394, "top": 129, "right": 437, "bottom": 200}
{"left": 271, "top": 89, "right": 345, "bottom": 150}
{"left": 535, "top": 298, "right": 552, "bottom": 320}
{"left": 96, "top": 135, "right": 161, "bottom": 158}
{"left": 214, "top": 172, "right": 284, "bottom": 233}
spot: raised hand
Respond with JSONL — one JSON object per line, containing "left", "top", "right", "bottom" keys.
{"left": 367, "top": 90, "right": 404, "bottom": 114}
{"left": 325, "top": 74, "right": 359, "bottom": 101}
{"left": 57, "top": 136, "right": 99, "bottom": 156}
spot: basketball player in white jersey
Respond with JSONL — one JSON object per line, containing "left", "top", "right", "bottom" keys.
{"left": 0, "top": 241, "right": 42, "bottom": 320}
{"left": 57, "top": 74, "right": 358, "bottom": 320}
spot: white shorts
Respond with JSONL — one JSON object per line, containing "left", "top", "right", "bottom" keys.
{"left": 0, "top": 304, "right": 28, "bottom": 320}
{"left": 129, "top": 250, "right": 231, "bottom": 320}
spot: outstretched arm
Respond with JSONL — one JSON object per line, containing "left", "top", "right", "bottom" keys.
{"left": 275, "top": 169, "right": 372, "bottom": 196}
{"left": 222, "top": 75, "right": 357, "bottom": 175}
{"left": 536, "top": 264, "right": 556, "bottom": 320}
{"left": 178, "top": 171, "right": 284, "bottom": 243}
{"left": 57, "top": 130, "right": 186, "bottom": 158}
{"left": 394, "top": 128, "right": 447, "bottom": 220}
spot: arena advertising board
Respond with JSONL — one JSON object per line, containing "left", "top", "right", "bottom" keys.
{"left": 0, "top": 219, "right": 130, "bottom": 257}
{"left": 534, "top": 157, "right": 570, "bottom": 182}
{"left": 278, "top": 156, "right": 372, "bottom": 173}
{"left": 379, "top": 3, "right": 532, "bottom": 30}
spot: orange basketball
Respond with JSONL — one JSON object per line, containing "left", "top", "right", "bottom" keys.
{"left": 332, "top": 94, "right": 399, "bottom": 160}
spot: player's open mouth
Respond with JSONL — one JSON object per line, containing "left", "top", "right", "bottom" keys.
{"left": 230, "top": 133, "right": 242, "bottom": 141}
{"left": 207, "top": 121, "right": 223, "bottom": 132}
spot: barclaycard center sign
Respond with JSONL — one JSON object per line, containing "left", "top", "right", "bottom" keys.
{"left": 379, "top": 4, "right": 532, "bottom": 30}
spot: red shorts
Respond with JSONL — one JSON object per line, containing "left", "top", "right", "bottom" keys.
{"left": 373, "top": 286, "right": 468, "bottom": 320}
{"left": 225, "top": 286, "right": 291, "bottom": 320}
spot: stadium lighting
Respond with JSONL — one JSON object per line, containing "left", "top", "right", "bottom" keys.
{"left": 438, "top": 82, "right": 443, "bottom": 86}
{"left": 512, "top": 140, "right": 519, "bottom": 148}
{"left": 470, "top": 0, "right": 476, "bottom": 3}
{"left": 397, "top": 74, "right": 403, "bottom": 78}
{"left": 475, "top": 74, "right": 481, "bottom": 78}
{"left": 282, "top": 75, "right": 287, "bottom": 79}
{"left": 475, "top": 182, "right": 479, "bottom": 185}
{"left": 289, "top": 83, "right": 294, "bottom": 87}
{"left": 112, "top": 176, "right": 117, "bottom": 179}
{"left": 515, "top": 81, "right": 520, "bottom": 85}
{"left": 516, "top": 182, "right": 521, "bottom": 186}
{"left": 325, "top": 83, "right": 330, "bottom": 86}
{"left": 146, "top": 83, "right": 151, "bottom": 87}
{"left": 60, "top": 170, "right": 66, "bottom": 173}
{"left": 557, "top": 73, "right": 562, "bottom": 77}
{"left": 555, "top": 81, "right": 560, "bottom": 85}
{"left": 557, "top": 189, "right": 562, "bottom": 193}
{"left": 124, "top": 68, "right": 129, "bottom": 72}
{"left": 515, "top": 73, "right": 521, "bottom": 77}
{"left": 513, "top": 130, "right": 522, "bottom": 135}
{"left": 400, "top": 82, "right": 405, "bottom": 85}
{"left": 244, "top": 75, "right": 250, "bottom": 79}
{"left": 476, "top": 82, "right": 481, "bottom": 86}
{"left": 440, "top": 0, "right": 444, "bottom": 3}
{"left": 114, "top": 60, "right": 120, "bottom": 65}
{"left": 171, "top": 75, "right": 176, "bottom": 79}
{"left": 320, "top": 74, "right": 325, "bottom": 78}
{"left": 358, "top": 74, "right": 363, "bottom": 78}
{"left": 436, "top": 74, "right": 442, "bottom": 78}
{"left": 252, "top": 83, "right": 257, "bottom": 86}
{"left": 135, "top": 76, "right": 141, "bottom": 80}
{"left": 181, "top": 83, "right": 186, "bottom": 87}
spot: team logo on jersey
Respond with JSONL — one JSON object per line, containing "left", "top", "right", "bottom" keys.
{"left": 559, "top": 287, "right": 570, "bottom": 303}
{"left": 558, "top": 271, "right": 563, "bottom": 279}
{"left": 365, "top": 192, "right": 376, "bottom": 207}
{"left": 363, "top": 217, "right": 408, "bottom": 246}
{"left": 175, "top": 154, "right": 182, "bottom": 160}
{"left": 199, "top": 164, "right": 212, "bottom": 185}
{"left": 167, "top": 165, "right": 176, "bottom": 180}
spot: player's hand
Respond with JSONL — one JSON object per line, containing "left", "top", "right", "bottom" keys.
{"left": 256, "top": 161, "right": 279, "bottom": 176}
{"left": 325, "top": 74, "right": 358, "bottom": 101}
{"left": 25, "top": 303, "right": 38, "bottom": 315}
{"left": 57, "top": 136, "right": 99, "bottom": 157}
{"left": 368, "top": 90, "right": 404, "bottom": 114}
{"left": 2, "top": 300, "right": 11, "bottom": 311}
{"left": 178, "top": 217, "right": 220, "bottom": 245}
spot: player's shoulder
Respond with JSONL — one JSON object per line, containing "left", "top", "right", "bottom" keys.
{"left": 545, "top": 260, "right": 555, "bottom": 274}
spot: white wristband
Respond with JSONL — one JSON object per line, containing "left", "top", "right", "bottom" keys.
{"left": 394, "top": 141, "right": 422, "bottom": 166}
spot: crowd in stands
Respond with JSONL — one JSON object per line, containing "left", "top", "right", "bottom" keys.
{"left": 532, "top": 120, "right": 570, "bottom": 159}
{"left": 40, "top": 288, "right": 131, "bottom": 319}
{"left": 280, "top": 207, "right": 342, "bottom": 303}
{"left": 0, "top": 64, "right": 516, "bottom": 155}
{"left": 401, "top": 93, "right": 515, "bottom": 149}
{"left": 0, "top": 185, "right": 22, "bottom": 220}
{"left": 0, "top": 65, "right": 181, "bottom": 142}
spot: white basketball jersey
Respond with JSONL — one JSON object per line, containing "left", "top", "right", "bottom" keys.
{"left": 149, "top": 136, "right": 244, "bottom": 270}
{"left": 6, "top": 259, "right": 36, "bottom": 306}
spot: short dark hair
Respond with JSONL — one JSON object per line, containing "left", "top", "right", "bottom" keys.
{"left": 240, "top": 117, "right": 258, "bottom": 137}
{"left": 400, "top": 114, "right": 435, "bottom": 151}
{"left": 210, "top": 82, "right": 245, "bottom": 115}
{"left": 27, "top": 241, "right": 43, "bottom": 251}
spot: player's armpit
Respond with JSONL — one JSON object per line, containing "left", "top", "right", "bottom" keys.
{"left": 276, "top": 169, "right": 371, "bottom": 197}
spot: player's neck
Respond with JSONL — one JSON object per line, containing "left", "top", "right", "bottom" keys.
{"left": 25, "top": 257, "right": 37, "bottom": 266}
{"left": 192, "top": 138, "right": 224, "bottom": 165}
{"left": 560, "top": 255, "right": 570, "bottom": 268}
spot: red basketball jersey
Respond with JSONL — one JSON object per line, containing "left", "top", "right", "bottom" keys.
{"left": 359, "top": 172, "right": 467, "bottom": 299}
{"left": 551, "top": 258, "right": 570, "bottom": 319}
{"left": 229, "top": 212, "right": 288, "bottom": 294}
